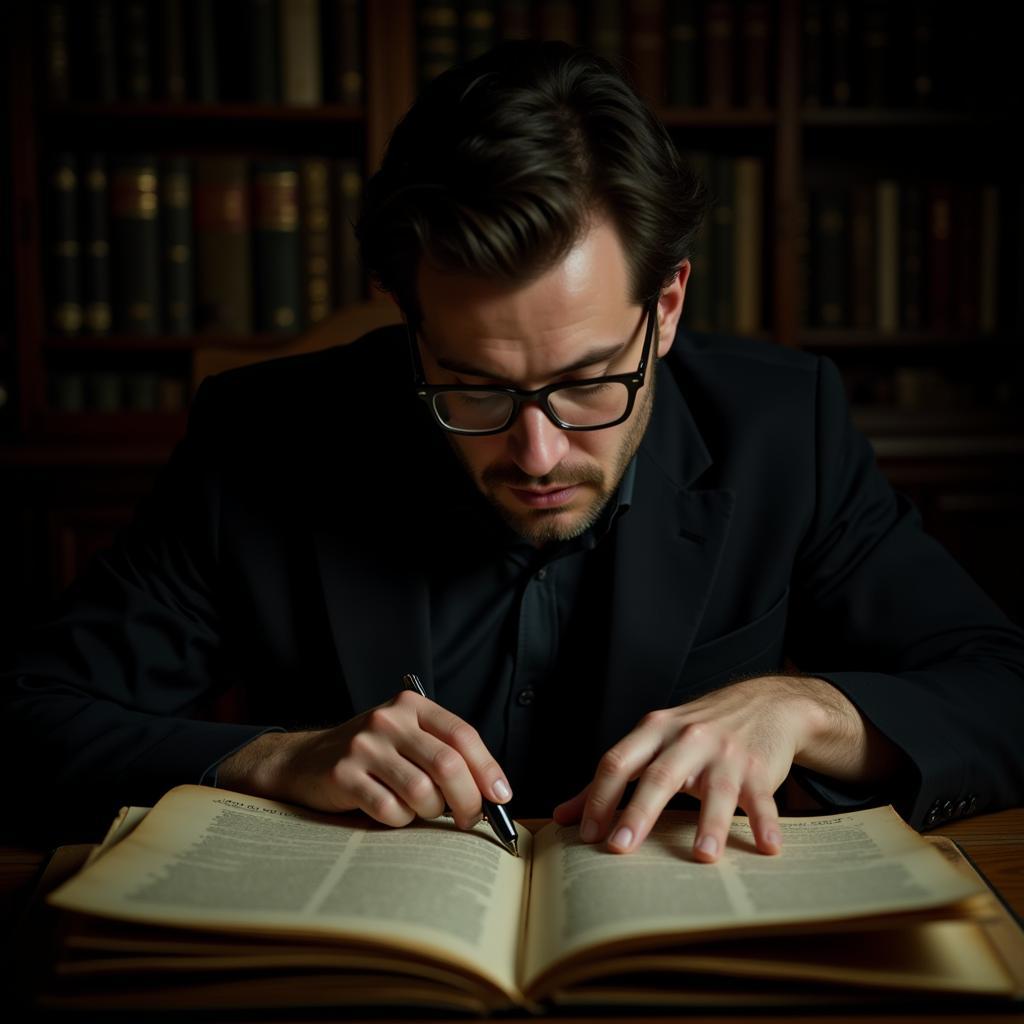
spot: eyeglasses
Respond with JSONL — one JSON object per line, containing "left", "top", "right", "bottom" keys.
{"left": 408, "top": 297, "right": 658, "bottom": 436}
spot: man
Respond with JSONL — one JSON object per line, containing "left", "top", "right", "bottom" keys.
{"left": 3, "top": 42, "right": 1022, "bottom": 861}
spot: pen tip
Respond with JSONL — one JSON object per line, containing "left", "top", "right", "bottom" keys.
{"left": 510, "top": 838, "right": 519, "bottom": 858}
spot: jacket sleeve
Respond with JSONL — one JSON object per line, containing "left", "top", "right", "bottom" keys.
{"left": 0, "top": 374, "right": 276, "bottom": 835}
{"left": 783, "top": 355, "right": 1024, "bottom": 830}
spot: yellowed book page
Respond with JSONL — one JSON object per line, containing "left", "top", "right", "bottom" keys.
{"left": 523, "top": 805, "right": 987, "bottom": 989}
{"left": 48, "top": 785, "right": 532, "bottom": 1001}
{"left": 84, "top": 805, "right": 152, "bottom": 868}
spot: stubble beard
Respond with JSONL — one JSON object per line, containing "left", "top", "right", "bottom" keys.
{"left": 448, "top": 357, "right": 658, "bottom": 547}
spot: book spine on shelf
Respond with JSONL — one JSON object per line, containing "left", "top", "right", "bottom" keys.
{"left": 537, "top": 1, "right": 578, "bottom": 43}
{"left": 83, "top": 153, "right": 112, "bottom": 336}
{"left": 119, "top": 0, "right": 154, "bottom": 102}
{"left": 301, "top": 159, "right": 334, "bottom": 327}
{"left": 336, "top": 158, "right": 363, "bottom": 306}
{"left": 588, "top": 0, "right": 623, "bottom": 66}
{"left": 190, "top": 0, "right": 220, "bottom": 102}
{"left": 161, "top": 156, "right": 195, "bottom": 335}
{"left": 45, "top": 0, "right": 72, "bottom": 103}
{"left": 828, "top": 0, "right": 852, "bottom": 106}
{"left": 811, "top": 186, "right": 847, "bottom": 328}
{"left": 250, "top": 0, "right": 281, "bottom": 103}
{"left": 667, "top": 0, "right": 699, "bottom": 108}
{"left": 978, "top": 185, "right": 999, "bottom": 336}
{"left": 954, "top": 184, "right": 981, "bottom": 337}
{"left": 801, "top": 0, "right": 823, "bottom": 108}
{"left": 328, "top": 0, "right": 364, "bottom": 105}
{"left": 463, "top": 1, "right": 499, "bottom": 62}
{"left": 704, "top": 0, "right": 735, "bottom": 109}
{"left": 739, "top": 0, "right": 770, "bottom": 109}
{"left": 860, "top": 0, "right": 890, "bottom": 108}
{"left": 50, "top": 153, "right": 82, "bottom": 336}
{"left": 874, "top": 179, "right": 900, "bottom": 334}
{"left": 195, "top": 157, "right": 253, "bottom": 334}
{"left": 850, "top": 182, "right": 874, "bottom": 331}
{"left": 111, "top": 155, "right": 162, "bottom": 335}
{"left": 926, "top": 182, "right": 954, "bottom": 335}
{"left": 733, "top": 155, "right": 763, "bottom": 336}
{"left": 253, "top": 161, "right": 302, "bottom": 334}
{"left": 900, "top": 182, "right": 926, "bottom": 333}
{"left": 91, "top": 0, "right": 119, "bottom": 102}
{"left": 160, "top": 0, "right": 188, "bottom": 102}
{"left": 498, "top": 0, "right": 532, "bottom": 41}
{"left": 280, "top": 0, "right": 323, "bottom": 105}
{"left": 418, "top": 0, "right": 460, "bottom": 88}
{"left": 909, "top": 0, "right": 936, "bottom": 107}
{"left": 626, "top": 0, "right": 666, "bottom": 107}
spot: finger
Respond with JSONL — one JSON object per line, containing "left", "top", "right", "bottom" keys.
{"left": 409, "top": 693, "right": 513, "bottom": 806}
{"left": 606, "top": 744, "right": 708, "bottom": 854}
{"left": 552, "top": 785, "right": 589, "bottom": 824}
{"left": 740, "top": 783, "right": 783, "bottom": 855}
{"left": 692, "top": 766, "right": 744, "bottom": 863}
{"left": 342, "top": 765, "right": 417, "bottom": 828}
{"left": 580, "top": 720, "right": 665, "bottom": 844}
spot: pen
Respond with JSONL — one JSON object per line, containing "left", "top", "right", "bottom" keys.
{"left": 401, "top": 672, "right": 519, "bottom": 857}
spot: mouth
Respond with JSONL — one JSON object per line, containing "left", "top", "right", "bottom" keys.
{"left": 507, "top": 484, "right": 580, "bottom": 509}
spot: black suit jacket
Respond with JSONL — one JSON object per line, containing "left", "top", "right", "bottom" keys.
{"left": 3, "top": 324, "right": 1023, "bottom": 835}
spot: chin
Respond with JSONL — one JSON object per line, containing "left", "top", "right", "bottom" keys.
{"left": 500, "top": 494, "right": 607, "bottom": 546}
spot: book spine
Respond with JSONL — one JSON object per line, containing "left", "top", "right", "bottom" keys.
{"left": 120, "top": 0, "right": 154, "bottom": 102}
{"left": 418, "top": 0, "right": 460, "bottom": 87}
{"left": 91, "top": 0, "right": 119, "bottom": 102}
{"left": 739, "top": 0, "right": 770, "bottom": 109}
{"left": 733, "top": 156, "right": 762, "bottom": 335}
{"left": 849, "top": 182, "right": 874, "bottom": 331}
{"left": 537, "top": 0, "right": 578, "bottom": 43}
{"left": 111, "top": 155, "right": 162, "bottom": 335}
{"left": 801, "top": 0, "right": 823, "bottom": 108}
{"left": 191, "top": 0, "right": 220, "bottom": 102}
{"left": 336, "top": 158, "right": 363, "bottom": 306}
{"left": 301, "top": 159, "right": 334, "bottom": 327}
{"left": 860, "top": 0, "right": 890, "bottom": 108}
{"left": 874, "top": 179, "right": 900, "bottom": 333}
{"left": 704, "top": 0, "right": 734, "bottom": 110}
{"left": 161, "top": 156, "right": 195, "bottom": 335}
{"left": 909, "top": 0, "right": 936, "bottom": 107}
{"left": 50, "top": 153, "right": 82, "bottom": 336}
{"left": 45, "top": 1, "right": 72, "bottom": 103}
{"left": 812, "top": 186, "right": 847, "bottom": 328}
{"left": 161, "top": 0, "right": 188, "bottom": 101}
{"left": 900, "top": 182, "right": 926, "bottom": 332}
{"left": 626, "top": 0, "right": 666, "bottom": 107}
{"left": 195, "top": 157, "right": 253, "bottom": 334}
{"left": 710, "top": 154, "right": 734, "bottom": 330}
{"left": 954, "top": 184, "right": 981, "bottom": 337}
{"left": 498, "top": 0, "right": 532, "bottom": 41}
{"left": 588, "top": 0, "right": 623, "bottom": 65}
{"left": 331, "top": 0, "right": 364, "bottom": 105}
{"left": 82, "top": 153, "right": 112, "bottom": 336}
{"left": 250, "top": 0, "right": 280, "bottom": 103}
{"left": 280, "top": 0, "right": 323, "bottom": 105}
{"left": 253, "top": 161, "right": 302, "bottom": 333}
{"left": 926, "top": 182, "right": 953, "bottom": 335}
{"left": 828, "top": 0, "right": 852, "bottom": 106}
{"left": 667, "top": 0, "right": 699, "bottom": 107}
{"left": 463, "top": 1, "right": 499, "bottom": 61}
{"left": 978, "top": 185, "right": 999, "bottom": 336}
{"left": 683, "top": 149, "right": 713, "bottom": 332}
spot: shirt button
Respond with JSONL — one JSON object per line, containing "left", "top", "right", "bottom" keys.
{"left": 516, "top": 687, "right": 536, "bottom": 707}
{"left": 535, "top": 568, "right": 547, "bottom": 581}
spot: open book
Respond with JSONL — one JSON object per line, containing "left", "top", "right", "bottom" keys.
{"left": 41, "top": 784, "right": 1024, "bottom": 1015}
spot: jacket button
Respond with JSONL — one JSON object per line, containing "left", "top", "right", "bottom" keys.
{"left": 925, "top": 810, "right": 939, "bottom": 827}
{"left": 967, "top": 794, "right": 977, "bottom": 813}
{"left": 941, "top": 799, "right": 955, "bottom": 819}
{"left": 516, "top": 688, "right": 535, "bottom": 707}
{"left": 955, "top": 799, "right": 968, "bottom": 817}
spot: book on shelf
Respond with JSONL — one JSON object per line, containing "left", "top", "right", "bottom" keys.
{"left": 46, "top": 152, "right": 366, "bottom": 341}
{"left": 33, "top": 783, "right": 1024, "bottom": 1015}
{"left": 43, "top": 0, "right": 364, "bottom": 107}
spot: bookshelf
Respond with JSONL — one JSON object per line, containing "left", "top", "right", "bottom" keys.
{"left": 2, "top": 0, "right": 1022, "bottom": 627}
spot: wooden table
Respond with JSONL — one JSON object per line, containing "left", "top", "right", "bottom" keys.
{"left": 2, "top": 809, "right": 1022, "bottom": 1022}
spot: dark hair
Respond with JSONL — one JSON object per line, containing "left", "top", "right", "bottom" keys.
{"left": 356, "top": 40, "right": 709, "bottom": 327}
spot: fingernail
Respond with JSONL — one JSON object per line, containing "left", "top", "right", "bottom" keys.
{"left": 581, "top": 819, "right": 598, "bottom": 842}
{"left": 696, "top": 835, "right": 718, "bottom": 857}
{"left": 767, "top": 830, "right": 782, "bottom": 849}
{"left": 611, "top": 826, "right": 633, "bottom": 849}
{"left": 493, "top": 780, "right": 511, "bottom": 802}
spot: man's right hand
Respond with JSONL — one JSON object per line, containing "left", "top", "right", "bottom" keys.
{"left": 216, "top": 689, "right": 512, "bottom": 831}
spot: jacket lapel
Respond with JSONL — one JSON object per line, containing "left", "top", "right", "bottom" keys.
{"left": 598, "top": 358, "right": 735, "bottom": 753}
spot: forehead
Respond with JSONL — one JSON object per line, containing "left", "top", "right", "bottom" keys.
{"left": 415, "top": 217, "right": 637, "bottom": 381}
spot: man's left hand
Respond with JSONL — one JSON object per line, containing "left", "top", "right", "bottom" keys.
{"left": 551, "top": 674, "right": 844, "bottom": 863}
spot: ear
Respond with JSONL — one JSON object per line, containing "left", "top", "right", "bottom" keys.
{"left": 656, "top": 260, "right": 690, "bottom": 358}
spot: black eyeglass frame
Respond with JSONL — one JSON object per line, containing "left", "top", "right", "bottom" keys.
{"left": 407, "top": 296, "right": 659, "bottom": 436}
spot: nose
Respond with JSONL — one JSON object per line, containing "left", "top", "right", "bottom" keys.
{"left": 506, "top": 403, "right": 570, "bottom": 479}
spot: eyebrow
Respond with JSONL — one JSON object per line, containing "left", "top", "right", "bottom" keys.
{"left": 432, "top": 339, "right": 628, "bottom": 383}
